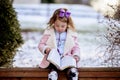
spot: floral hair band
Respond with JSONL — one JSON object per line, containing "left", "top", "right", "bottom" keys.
{"left": 59, "top": 9, "right": 71, "bottom": 18}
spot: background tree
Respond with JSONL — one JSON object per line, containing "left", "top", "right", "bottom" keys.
{"left": 0, "top": 0, "right": 23, "bottom": 66}
{"left": 90, "top": 0, "right": 120, "bottom": 67}
{"left": 101, "top": 3, "right": 120, "bottom": 67}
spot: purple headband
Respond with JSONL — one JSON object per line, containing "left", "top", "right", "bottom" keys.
{"left": 59, "top": 9, "right": 71, "bottom": 18}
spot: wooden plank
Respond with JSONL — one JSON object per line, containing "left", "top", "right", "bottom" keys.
{"left": 0, "top": 71, "right": 120, "bottom": 77}
{"left": 0, "top": 67, "right": 120, "bottom": 77}
{"left": 0, "top": 78, "right": 19, "bottom": 80}
{"left": 79, "top": 67, "right": 120, "bottom": 72}
{"left": 0, "top": 67, "right": 120, "bottom": 71}
{"left": 21, "top": 78, "right": 47, "bottom": 80}
{"left": 79, "top": 78, "right": 120, "bottom": 80}
{"left": 0, "top": 67, "right": 120, "bottom": 80}
{"left": 0, "top": 78, "right": 119, "bottom": 80}
{"left": 79, "top": 72, "right": 120, "bottom": 77}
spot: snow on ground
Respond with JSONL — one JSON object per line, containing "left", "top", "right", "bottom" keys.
{"left": 13, "top": 32, "right": 42, "bottom": 67}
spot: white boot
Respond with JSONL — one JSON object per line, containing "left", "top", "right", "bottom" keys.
{"left": 48, "top": 70, "right": 58, "bottom": 80}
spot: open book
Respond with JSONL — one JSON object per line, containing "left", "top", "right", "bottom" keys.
{"left": 47, "top": 49, "right": 76, "bottom": 70}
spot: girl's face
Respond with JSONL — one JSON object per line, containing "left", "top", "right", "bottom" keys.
{"left": 54, "top": 19, "right": 67, "bottom": 33}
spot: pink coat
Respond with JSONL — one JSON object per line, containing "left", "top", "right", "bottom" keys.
{"left": 38, "top": 27, "right": 80, "bottom": 68}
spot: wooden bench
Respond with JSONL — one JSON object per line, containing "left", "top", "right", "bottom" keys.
{"left": 0, "top": 67, "right": 120, "bottom": 80}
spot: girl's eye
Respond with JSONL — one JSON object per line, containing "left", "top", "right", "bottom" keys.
{"left": 61, "top": 25, "right": 66, "bottom": 28}
{"left": 55, "top": 25, "right": 59, "bottom": 27}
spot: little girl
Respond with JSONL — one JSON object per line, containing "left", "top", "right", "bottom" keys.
{"left": 38, "top": 8, "right": 80, "bottom": 80}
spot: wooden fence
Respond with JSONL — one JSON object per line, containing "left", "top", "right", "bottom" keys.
{"left": 0, "top": 67, "right": 120, "bottom": 80}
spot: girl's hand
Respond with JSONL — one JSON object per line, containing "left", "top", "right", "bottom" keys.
{"left": 45, "top": 48, "right": 51, "bottom": 54}
{"left": 73, "top": 55, "right": 80, "bottom": 62}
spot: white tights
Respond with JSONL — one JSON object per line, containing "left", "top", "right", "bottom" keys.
{"left": 48, "top": 68, "right": 79, "bottom": 80}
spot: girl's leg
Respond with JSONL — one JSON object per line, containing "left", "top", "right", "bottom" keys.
{"left": 47, "top": 63, "right": 58, "bottom": 80}
{"left": 67, "top": 67, "right": 79, "bottom": 80}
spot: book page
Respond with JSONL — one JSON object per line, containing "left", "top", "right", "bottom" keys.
{"left": 47, "top": 49, "right": 61, "bottom": 68}
{"left": 47, "top": 49, "right": 77, "bottom": 70}
{"left": 60, "top": 56, "right": 76, "bottom": 70}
